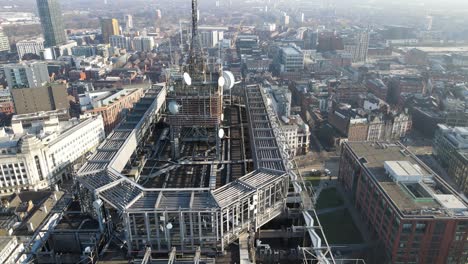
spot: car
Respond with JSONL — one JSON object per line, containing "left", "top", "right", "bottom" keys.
{"left": 324, "top": 169, "right": 331, "bottom": 175}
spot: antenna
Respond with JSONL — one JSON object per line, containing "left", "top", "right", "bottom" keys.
{"left": 183, "top": 72, "right": 192, "bottom": 85}
{"left": 187, "top": 0, "right": 206, "bottom": 78}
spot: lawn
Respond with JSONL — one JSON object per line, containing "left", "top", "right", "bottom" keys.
{"left": 315, "top": 187, "right": 344, "bottom": 210}
{"left": 318, "top": 209, "right": 364, "bottom": 244}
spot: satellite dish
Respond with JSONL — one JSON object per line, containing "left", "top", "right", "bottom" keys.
{"left": 222, "top": 71, "right": 235, "bottom": 90}
{"left": 218, "top": 76, "right": 226, "bottom": 87}
{"left": 169, "top": 86, "right": 174, "bottom": 92}
{"left": 218, "top": 128, "right": 225, "bottom": 139}
{"left": 168, "top": 101, "right": 180, "bottom": 114}
{"left": 183, "top": 72, "right": 192, "bottom": 86}
{"left": 166, "top": 223, "right": 173, "bottom": 230}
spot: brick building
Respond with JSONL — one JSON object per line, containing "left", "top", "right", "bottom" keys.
{"left": 81, "top": 88, "right": 145, "bottom": 134}
{"left": 339, "top": 142, "right": 468, "bottom": 263}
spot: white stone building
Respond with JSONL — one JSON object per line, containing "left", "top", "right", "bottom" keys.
{"left": 280, "top": 115, "right": 310, "bottom": 157}
{"left": 16, "top": 38, "right": 44, "bottom": 60}
{"left": 0, "top": 236, "right": 25, "bottom": 264}
{"left": 0, "top": 113, "right": 105, "bottom": 196}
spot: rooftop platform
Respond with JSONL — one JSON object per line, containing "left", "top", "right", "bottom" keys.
{"left": 347, "top": 142, "right": 468, "bottom": 218}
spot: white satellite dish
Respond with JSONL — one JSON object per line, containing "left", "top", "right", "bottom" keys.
{"left": 168, "top": 101, "right": 180, "bottom": 114}
{"left": 222, "top": 71, "right": 235, "bottom": 90}
{"left": 169, "top": 86, "right": 174, "bottom": 92}
{"left": 166, "top": 223, "right": 173, "bottom": 230}
{"left": 218, "top": 128, "right": 225, "bottom": 139}
{"left": 218, "top": 76, "right": 226, "bottom": 87}
{"left": 183, "top": 72, "right": 192, "bottom": 86}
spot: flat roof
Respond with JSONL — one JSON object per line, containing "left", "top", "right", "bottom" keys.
{"left": 347, "top": 142, "right": 468, "bottom": 218}
{"left": 282, "top": 46, "right": 302, "bottom": 56}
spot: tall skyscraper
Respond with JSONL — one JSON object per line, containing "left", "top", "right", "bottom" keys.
{"left": 36, "top": 0, "right": 67, "bottom": 47}
{"left": 124, "top": 15, "right": 133, "bottom": 32}
{"left": 101, "top": 18, "right": 119, "bottom": 44}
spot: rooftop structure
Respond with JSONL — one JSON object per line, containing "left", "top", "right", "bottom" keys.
{"left": 339, "top": 141, "right": 468, "bottom": 263}
{"left": 72, "top": 81, "right": 333, "bottom": 263}
{"left": 342, "top": 142, "right": 467, "bottom": 217}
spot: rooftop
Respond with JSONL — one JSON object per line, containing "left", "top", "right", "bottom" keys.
{"left": 347, "top": 141, "right": 468, "bottom": 218}
{"left": 282, "top": 46, "right": 303, "bottom": 56}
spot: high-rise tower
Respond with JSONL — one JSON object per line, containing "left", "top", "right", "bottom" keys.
{"left": 101, "top": 18, "right": 120, "bottom": 44}
{"left": 36, "top": 0, "right": 67, "bottom": 47}
{"left": 167, "top": 0, "right": 225, "bottom": 159}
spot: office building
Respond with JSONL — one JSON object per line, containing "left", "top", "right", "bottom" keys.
{"left": 339, "top": 141, "right": 468, "bottom": 263}
{"left": 156, "top": 9, "right": 162, "bottom": 20}
{"left": 344, "top": 30, "right": 369, "bottom": 63}
{"left": 133, "top": 36, "right": 155, "bottom": 52}
{"left": 10, "top": 83, "right": 69, "bottom": 115}
{"left": 80, "top": 88, "right": 144, "bottom": 134}
{"left": 4, "top": 61, "right": 49, "bottom": 89}
{"left": 433, "top": 125, "right": 468, "bottom": 194}
{"left": 0, "top": 31, "right": 10, "bottom": 53}
{"left": 317, "top": 32, "right": 344, "bottom": 52}
{"left": 124, "top": 14, "right": 133, "bottom": 32}
{"left": 303, "top": 29, "right": 318, "bottom": 50}
{"left": 279, "top": 45, "right": 304, "bottom": 73}
{"left": 0, "top": 114, "right": 104, "bottom": 196}
{"left": 36, "top": 0, "right": 67, "bottom": 47}
{"left": 109, "top": 35, "right": 132, "bottom": 51}
{"left": 100, "top": 18, "right": 119, "bottom": 44}
{"left": 71, "top": 45, "right": 97, "bottom": 57}
{"left": 200, "top": 30, "right": 223, "bottom": 48}
{"left": 16, "top": 39, "right": 44, "bottom": 60}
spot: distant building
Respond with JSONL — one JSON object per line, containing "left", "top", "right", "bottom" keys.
{"left": 200, "top": 30, "right": 223, "bottom": 48}
{"left": 36, "top": 0, "right": 67, "bottom": 47}
{"left": 279, "top": 45, "right": 304, "bottom": 73}
{"left": 11, "top": 83, "right": 69, "bottom": 115}
{"left": 344, "top": 30, "right": 369, "bottom": 63}
{"left": 339, "top": 141, "right": 468, "bottom": 264}
{"left": 283, "top": 14, "right": 290, "bottom": 26}
{"left": 317, "top": 32, "right": 344, "bottom": 52}
{"left": 80, "top": 88, "right": 144, "bottom": 134}
{"left": 303, "top": 28, "right": 318, "bottom": 50}
{"left": 0, "top": 31, "right": 10, "bottom": 53}
{"left": 0, "top": 114, "right": 104, "bottom": 195}
{"left": 156, "top": 9, "right": 162, "bottom": 20}
{"left": 433, "top": 125, "right": 468, "bottom": 194}
{"left": 16, "top": 39, "right": 44, "bottom": 60}
{"left": 4, "top": 61, "right": 49, "bottom": 89}
{"left": 71, "top": 45, "right": 97, "bottom": 57}
{"left": 124, "top": 14, "right": 133, "bottom": 32}
{"left": 100, "top": 18, "right": 119, "bottom": 44}
{"left": 133, "top": 36, "right": 154, "bottom": 52}
{"left": 328, "top": 105, "right": 411, "bottom": 142}
{"left": 109, "top": 35, "right": 132, "bottom": 51}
